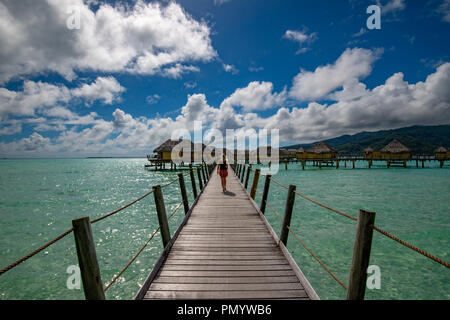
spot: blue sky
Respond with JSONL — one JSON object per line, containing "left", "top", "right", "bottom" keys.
{"left": 0, "top": 0, "right": 449, "bottom": 157}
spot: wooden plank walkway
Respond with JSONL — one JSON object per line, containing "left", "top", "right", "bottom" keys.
{"left": 138, "top": 166, "right": 319, "bottom": 300}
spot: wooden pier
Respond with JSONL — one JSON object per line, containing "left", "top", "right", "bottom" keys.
{"left": 4, "top": 161, "right": 449, "bottom": 301}
{"left": 135, "top": 166, "right": 319, "bottom": 300}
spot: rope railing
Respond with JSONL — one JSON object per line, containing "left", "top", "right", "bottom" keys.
{"left": 1, "top": 162, "right": 211, "bottom": 300}
{"left": 0, "top": 187, "right": 158, "bottom": 276}
{"left": 0, "top": 228, "right": 74, "bottom": 275}
{"left": 261, "top": 193, "right": 347, "bottom": 290}
{"left": 103, "top": 201, "right": 184, "bottom": 292}
{"left": 267, "top": 177, "right": 449, "bottom": 269}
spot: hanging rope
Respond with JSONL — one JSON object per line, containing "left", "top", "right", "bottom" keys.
{"left": 268, "top": 177, "right": 449, "bottom": 269}
{"left": 91, "top": 189, "right": 154, "bottom": 224}
{"left": 263, "top": 198, "right": 347, "bottom": 290}
{"left": 104, "top": 226, "right": 160, "bottom": 292}
{"left": 372, "top": 226, "right": 450, "bottom": 269}
{"left": 103, "top": 201, "right": 184, "bottom": 292}
{"left": 161, "top": 177, "right": 180, "bottom": 188}
{"left": 1, "top": 187, "right": 156, "bottom": 276}
{"left": 0, "top": 228, "right": 73, "bottom": 275}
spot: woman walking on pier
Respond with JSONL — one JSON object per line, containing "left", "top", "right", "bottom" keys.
{"left": 218, "top": 155, "right": 228, "bottom": 192}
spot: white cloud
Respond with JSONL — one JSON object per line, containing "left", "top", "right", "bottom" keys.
{"left": 2, "top": 51, "right": 450, "bottom": 157}
{"left": 0, "top": 81, "right": 71, "bottom": 118}
{"left": 72, "top": 76, "right": 125, "bottom": 105}
{"left": 283, "top": 29, "right": 317, "bottom": 54}
{"left": 260, "top": 62, "right": 450, "bottom": 142}
{"left": 0, "top": 77, "right": 124, "bottom": 118}
{"left": 146, "top": 94, "right": 161, "bottom": 105}
{"left": 378, "top": 0, "right": 406, "bottom": 15}
{"left": 0, "top": 0, "right": 216, "bottom": 84}
{"left": 352, "top": 28, "right": 367, "bottom": 37}
{"left": 289, "top": 48, "right": 381, "bottom": 101}
{"left": 438, "top": 0, "right": 450, "bottom": 22}
{"left": 214, "top": 0, "right": 231, "bottom": 5}
{"left": 223, "top": 63, "right": 239, "bottom": 74}
{"left": 221, "top": 81, "right": 287, "bottom": 112}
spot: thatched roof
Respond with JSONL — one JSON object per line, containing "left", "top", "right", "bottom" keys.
{"left": 435, "top": 146, "right": 447, "bottom": 153}
{"left": 363, "top": 147, "right": 374, "bottom": 153}
{"left": 307, "top": 141, "right": 337, "bottom": 154}
{"left": 297, "top": 147, "right": 305, "bottom": 153}
{"left": 153, "top": 139, "right": 205, "bottom": 153}
{"left": 380, "top": 139, "right": 411, "bottom": 153}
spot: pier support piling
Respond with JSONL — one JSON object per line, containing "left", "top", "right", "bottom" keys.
{"left": 178, "top": 173, "right": 189, "bottom": 215}
{"left": 260, "top": 174, "right": 271, "bottom": 214}
{"left": 189, "top": 164, "right": 198, "bottom": 199}
{"left": 197, "top": 167, "right": 203, "bottom": 190}
{"left": 347, "top": 209, "right": 376, "bottom": 300}
{"left": 250, "top": 168, "right": 261, "bottom": 200}
{"left": 72, "top": 216, "right": 105, "bottom": 300}
{"left": 245, "top": 165, "right": 251, "bottom": 189}
{"left": 280, "top": 185, "right": 296, "bottom": 246}
{"left": 153, "top": 185, "right": 171, "bottom": 248}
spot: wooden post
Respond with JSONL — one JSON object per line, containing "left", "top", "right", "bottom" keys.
{"left": 422, "top": 160, "right": 424, "bottom": 168}
{"left": 178, "top": 173, "right": 189, "bottom": 215}
{"left": 285, "top": 161, "right": 288, "bottom": 170}
{"left": 260, "top": 175, "right": 271, "bottom": 214}
{"left": 72, "top": 216, "right": 105, "bottom": 300}
{"left": 352, "top": 160, "right": 355, "bottom": 169}
{"left": 189, "top": 164, "right": 198, "bottom": 199}
{"left": 153, "top": 185, "right": 171, "bottom": 248}
{"left": 202, "top": 164, "right": 207, "bottom": 183}
{"left": 249, "top": 168, "right": 260, "bottom": 200}
{"left": 336, "top": 160, "right": 339, "bottom": 169}
{"left": 197, "top": 167, "right": 203, "bottom": 190}
{"left": 279, "top": 185, "right": 296, "bottom": 246}
{"left": 346, "top": 209, "right": 376, "bottom": 300}
{"left": 201, "top": 164, "right": 206, "bottom": 184}
{"left": 245, "top": 165, "right": 251, "bottom": 189}
{"left": 241, "top": 165, "right": 246, "bottom": 183}
{"left": 302, "top": 161, "right": 305, "bottom": 170}
{"left": 440, "top": 160, "right": 444, "bottom": 168}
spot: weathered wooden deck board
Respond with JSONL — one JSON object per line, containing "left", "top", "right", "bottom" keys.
{"left": 139, "top": 166, "right": 319, "bottom": 300}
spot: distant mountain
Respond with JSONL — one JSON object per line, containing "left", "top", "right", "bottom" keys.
{"left": 282, "top": 125, "right": 450, "bottom": 155}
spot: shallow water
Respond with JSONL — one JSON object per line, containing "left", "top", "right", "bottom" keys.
{"left": 0, "top": 159, "right": 448, "bottom": 300}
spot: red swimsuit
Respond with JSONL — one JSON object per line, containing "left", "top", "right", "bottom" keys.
{"left": 218, "top": 163, "right": 228, "bottom": 177}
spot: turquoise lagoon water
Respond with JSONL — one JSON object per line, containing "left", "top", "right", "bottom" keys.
{"left": 0, "top": 158, "right": 449, "bottom": 300}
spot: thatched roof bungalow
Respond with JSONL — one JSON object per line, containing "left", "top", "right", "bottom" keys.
{"left": 434, "top": 146, "right": 449, "bottom": 160}
{"left": 379, "top": 139, "right": 412, "bottom": 160}
{"left": 152, "top": 139, "right": 206, "bottom": 162}
{"left": 363, "top": 146, "right": 375, "bottom": 159}
{"left": 296, "top": 147, "right": 307, "bottom": 160}
{"left": 304, "top": 142, "right": 338, "bottom": 159}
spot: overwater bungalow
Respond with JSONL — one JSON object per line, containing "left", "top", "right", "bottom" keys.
{"left": 379, "top": 139, "right": 412, "bottom": 160}
{"left": 305, "top": 141, "right": 338, "bottom": 159}
{"left": 434, "top": 146, "right": 449, "bottom": 160}
{"left": 363, "top": 147, "right": 375, "bottom": 159}
{"left": 147, "top": 139, "right": 206, "bottom": 170}
{"left": 296, "top": 147, "right": 307, "bottom": 160}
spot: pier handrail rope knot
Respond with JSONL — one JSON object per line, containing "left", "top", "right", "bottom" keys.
{"left": 268, "top": 177, "right": 450, "bottom": 269}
